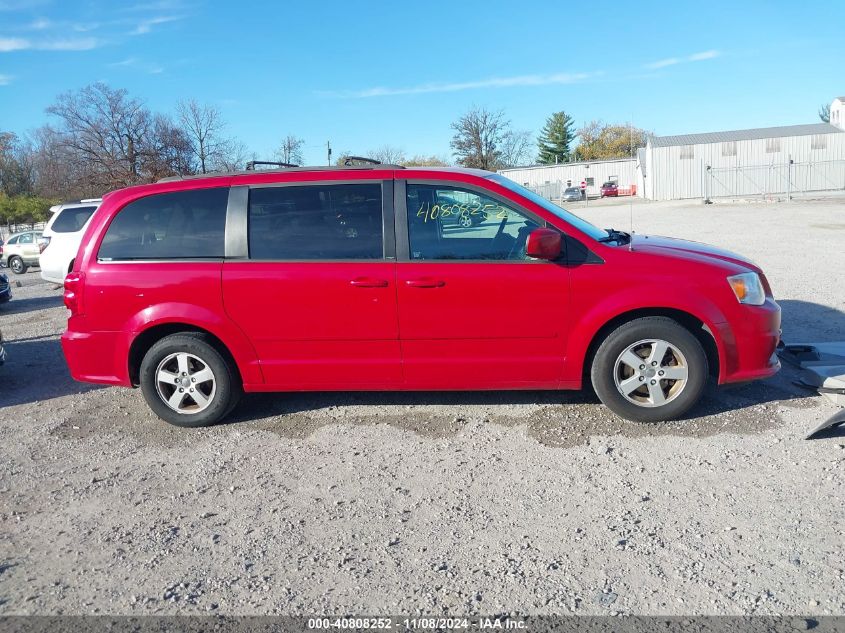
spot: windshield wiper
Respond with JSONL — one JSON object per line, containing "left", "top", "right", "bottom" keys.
{"left": 598, "top": 228, "right": 631, "bottom": 244}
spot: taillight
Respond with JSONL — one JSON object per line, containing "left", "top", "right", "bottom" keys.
{"left": 64, "top": 271, "right": 85, "bottom": 315}
{"left": 39, "top": 236, "right": 51, "bottom": 253}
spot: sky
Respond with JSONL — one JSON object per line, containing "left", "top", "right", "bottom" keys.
{"left": 0, "top": 0, "right": 842, "bottom": 166}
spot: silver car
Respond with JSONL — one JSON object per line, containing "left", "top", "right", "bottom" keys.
{"left": 561, "top": 187, "right": 583, "bottom": 202}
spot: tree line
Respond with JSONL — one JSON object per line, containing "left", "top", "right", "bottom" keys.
{"left": 0, "top": 82, "right": 654, "bottom": 228}
{"left": 448, "top": 106, "right": 651, "bottom": 170}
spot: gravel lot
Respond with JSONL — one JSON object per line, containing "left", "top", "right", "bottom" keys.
{"left": 0, "top": 197, "right": 843, "bottom": 617}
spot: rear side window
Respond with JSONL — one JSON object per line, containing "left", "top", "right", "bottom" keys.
{"left": 98, "top": 188, "right": 228, "bottom": 261}
{"left": 248, "top": 183, "right": 383, "bottom": 260}
{"left": 51, "top": 206, "right": 97, "bottom": 233}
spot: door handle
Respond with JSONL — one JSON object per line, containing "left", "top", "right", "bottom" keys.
{"left": 405, "top": 278, "right": 446, "bottom": 288}
{"left": 350, "top": 277, "right": 389, "bottom": 288}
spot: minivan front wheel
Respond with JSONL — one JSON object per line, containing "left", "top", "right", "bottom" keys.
{"left": 591, "top": 317, "right": 708, "bottom": 422}
{"left": 139, "top": 333, "right": 241, "bottom": 427}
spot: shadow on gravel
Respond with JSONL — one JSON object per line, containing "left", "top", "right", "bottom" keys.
{"left": 779, "top": 299, "right": 845, "bottom": 343}
{"left": 0, "top": 337, "right": 104, "bottom": 407}
{"left": 214, "top": 365, "right": 816, "bottom": 449}
{"left": 0, "top": 294, "right": 63, "bottom": 316}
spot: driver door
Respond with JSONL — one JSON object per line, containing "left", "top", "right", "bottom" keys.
{"left": 395, "top": 182, "right": 571, "bottom": 389}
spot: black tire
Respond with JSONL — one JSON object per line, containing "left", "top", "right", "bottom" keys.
{"left": 139, "top": 333, "right": 241, "bottom": 427}
{"left": 590, "top": 316, "right": 708, "bottom": 422}
{"left": 9, "top": 257, "right": 27, "bottom": 275}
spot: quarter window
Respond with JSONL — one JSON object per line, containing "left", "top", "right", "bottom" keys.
{"left": 98, "top": 188, "right": 228, "bottom": 261}
{"left": 51, "top": 206, "right": 97, "bottom": 233}
{"left": 406, "top": 184, "right": 541, "bottom": 261}
{"left": 248, "top": 183, "right": 383, "bottom": 260}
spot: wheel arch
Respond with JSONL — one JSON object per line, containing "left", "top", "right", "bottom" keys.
{"left": 128, "top": 323, "right": 243, "bottom": 387}
{"left": 577, "top": 307, "right": 723, "bottom": 386}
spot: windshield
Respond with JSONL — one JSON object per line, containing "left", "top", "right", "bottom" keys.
{"left": 489, "top": 175, "right": 609, "bottom": 241}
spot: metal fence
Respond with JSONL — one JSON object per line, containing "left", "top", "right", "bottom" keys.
{"left": 528, "top": 182, "right": 564, "bottom": 201}
{"left": 705, "top": 159, "right": 845, "bottom": 200}
{"left": 0, "top": 222, "right": 47, "bottom": 241}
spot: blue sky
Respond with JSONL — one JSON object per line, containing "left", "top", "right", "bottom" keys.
{"left": 0, "top": 0, "right": 841, "bottom": 165}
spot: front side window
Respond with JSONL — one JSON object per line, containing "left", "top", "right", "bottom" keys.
{"left": 52, "top": 206, "right": 97, "bottom": 233}
{"left": 98, "top": 188, "right": 228, "bottom": 261}
{"left": 407, "top": 184, "right": 541, "bottom": 261}
{"left": 248, "top": 183, "right": 383, "bottom": 260}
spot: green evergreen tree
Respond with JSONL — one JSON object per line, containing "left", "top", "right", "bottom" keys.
{"left": 537, "top": 111, "right": 575, "bottom": 164}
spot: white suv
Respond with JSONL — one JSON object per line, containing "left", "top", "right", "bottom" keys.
{"left": 40, "top": 199, "right": 101, "bottom": 284}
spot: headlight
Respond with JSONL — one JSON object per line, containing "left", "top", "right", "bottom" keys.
{"left": 727, "top": 272, "right": 765, "bottom": 306}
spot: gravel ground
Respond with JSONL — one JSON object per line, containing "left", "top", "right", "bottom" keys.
{"left": 0, "top": 197, "right": 843, "bottom": 617}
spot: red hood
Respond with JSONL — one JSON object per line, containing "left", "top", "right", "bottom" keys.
{"left": 630, "top": 234, "right": 760, "bottom": 272}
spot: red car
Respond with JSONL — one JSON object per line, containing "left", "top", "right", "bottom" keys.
{"left": 61, "top": 165, "right": 780, "bottom": 427}
{"left": 601, "top": 182, "right": 619, "bottom": 197}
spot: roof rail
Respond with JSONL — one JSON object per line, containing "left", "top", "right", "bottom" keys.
{"left": 341, "top": 156, "right": 382, "bottom": 167}
{"left": 245, "top": 160, "right": 299, "bottom": 170}
{"left": 156, "top": 163, "right": 406, "bottom": 183}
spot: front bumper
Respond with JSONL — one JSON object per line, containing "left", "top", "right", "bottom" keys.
{"left": 716, "top": 298, "right": 782, "bottom": 384}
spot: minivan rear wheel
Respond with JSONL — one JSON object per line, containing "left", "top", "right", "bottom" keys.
{"left": 139, "top": 333, "right": 241, "bottom": 427}
{"left": 590, "top": 317, "right": 708, "bottom": 422}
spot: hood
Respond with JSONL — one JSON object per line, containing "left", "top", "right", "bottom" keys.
{"left": 630, "top": 234, "right": 760, "bottom": 272}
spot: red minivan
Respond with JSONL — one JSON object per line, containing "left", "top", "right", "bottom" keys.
{"left": 61, "top": 165, "right": 781, "bottom": 427}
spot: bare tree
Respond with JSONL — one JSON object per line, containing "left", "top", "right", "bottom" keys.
{"left": 498, "top": 129, "right": 534, "bottom": 168}
{"left": 0, "top": 132, "right": 35, "bottom": 196}
{"left": 44, "top": 83, "right": 172, "bottom": 191}
{"left": 218, "top": 140, "right": 253, "bottom": 171}
{"left": 46, "top": 83, "right": 155, "bottom": 189}
{"left": 450, "top": 107, "right": 508, "bottom": 170}
{"left": 277, "top": 135, "right": 305, "bottom": 166}
{"left": 143, "top": 114, "right": 194, "bottom": 181}
{"left": 365, "top": 145, "right": 406, "bottom": 165}
{"left": 41, "top": 83, "right": 200, "bottom": 194}
{"left": 177, "top": 99, "right": 231, "bottom": 174}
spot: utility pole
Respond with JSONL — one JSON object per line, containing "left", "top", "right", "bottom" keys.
{"left": 327, "top": 141, "right": 332, "bottom": 166}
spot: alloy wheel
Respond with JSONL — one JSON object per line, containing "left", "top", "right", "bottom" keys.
{"left": 154, "top": 352, "right": 217, "bottom": 414}
{"left": 613, "top": 338, "right": 689, "bottom": 408}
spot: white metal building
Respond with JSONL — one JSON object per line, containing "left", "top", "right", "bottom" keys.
{"left": 499, "top": 157, "right": 638, "bottom": 199}
{"left": 644, "top": 122, "right": 845, "bottom": 200}
{"left": 501, "top": 97, "right": 845, "bottom": 202}
{"left": 831, "top": 97, "right": 845, "bottom": 130}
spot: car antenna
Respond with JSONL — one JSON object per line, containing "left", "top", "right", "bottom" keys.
{"left": 629, "top": 116, "right": 635, "bottom": 252}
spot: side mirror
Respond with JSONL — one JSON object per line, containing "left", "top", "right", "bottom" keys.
{"left": 526, "top": 228, "right": 562, "bottom": 260}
